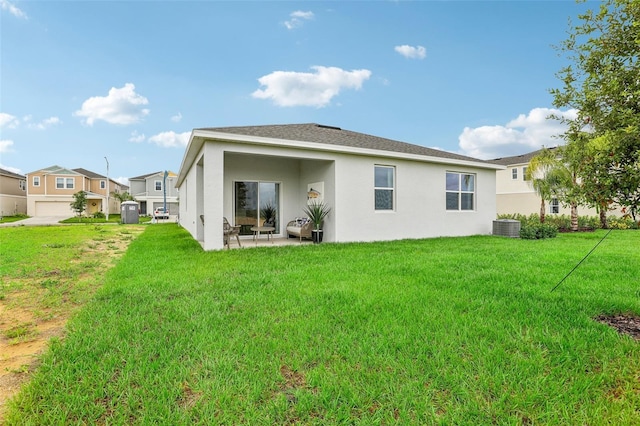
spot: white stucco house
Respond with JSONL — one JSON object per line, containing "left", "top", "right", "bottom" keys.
{"left": 176, "top": 123, "right": 504, "bottom": 251}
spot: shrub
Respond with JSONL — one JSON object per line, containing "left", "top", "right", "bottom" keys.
{"left": 519, "top": 223, "right": 558, "bottom": 240}
{"left": 500, "top": 213, "right": 638, "bottom": 231}
{"left": 92, "top": 211, "right": 106, "bottom": 219}
{"left": 607, "top": 216, "right": 639, "bottom": 230}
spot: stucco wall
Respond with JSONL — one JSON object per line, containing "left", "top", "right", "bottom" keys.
{"left": 179, "top": 140, "right": 497, "bottom": 250}
{"left": 0, "top": 195, "right": 27, "bottom": 216}
{"left": 333, "top": 153, "right": 496, "bottom": 242}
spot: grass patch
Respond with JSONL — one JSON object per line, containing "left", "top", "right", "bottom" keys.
{"left": 0, "top": 214, "right": 29, "bottom": 224}
{"left": 4, "top": 226, "right": 640, "bottom": 424}
{"left": 59, "top": 214, "right": 152, "bottom": 224}
{"left": 4, "top": 323, "right": 35, "bottom": 341}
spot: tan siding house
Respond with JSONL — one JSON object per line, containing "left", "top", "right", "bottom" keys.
{"left": 490, "top": 148, "right": 605, "bottom": 217}
{"left": 26, "top": 165, "right": 128, "bottom": 217}
{"left": 0, "top": 168, "right": 27, "bottom": 216}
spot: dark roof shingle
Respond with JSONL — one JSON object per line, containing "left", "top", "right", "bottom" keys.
{"left": 488, "top": 146, "right": 559, "bottom": 166}
{"left": 197, "top": 123, "right": 490, "bottom": 164}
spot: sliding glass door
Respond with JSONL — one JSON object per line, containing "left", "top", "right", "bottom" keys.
{"left": 234, "top": 181, "right": 280, "bottom": 235}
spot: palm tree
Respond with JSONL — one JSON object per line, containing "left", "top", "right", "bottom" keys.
{"left": 527, "top": 147, "right": 582, "bottom": 231}
{"left": 526, "top": 148, "right": 559, "bottom": 224}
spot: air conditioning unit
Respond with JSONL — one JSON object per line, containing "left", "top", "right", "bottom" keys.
{"left": 493, "top": 219, "right": 521, "bottom": 238}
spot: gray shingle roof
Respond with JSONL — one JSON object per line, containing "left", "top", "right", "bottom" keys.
{"left": 73, "top": 168, "right": 105, "bottom": 179}
{"left": 489, "top": 146, "right": 559, "bottom": 166}
{"left": 128, "top": 172, "right": 160, "bottom": 181}
{"left": 197, "top": 123, "right": 491, "bottom": 164}
{"left": 0, "top": 168, "right": 25, "bottom": 179}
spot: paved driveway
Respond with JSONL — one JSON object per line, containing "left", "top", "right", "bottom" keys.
{"left": 0, "top": 216, "right": 70, "bottom": 227}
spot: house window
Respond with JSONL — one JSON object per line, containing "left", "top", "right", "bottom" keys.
{"left": 55, "top": 177, "right": 74, "bottom": 189}
{"left": 155, "top": 180, "right": 162, "bottom": 191}
{"left": 100, "top": 180, "right": 106, "bottom": 189}
{"left": 33, "top": 176, "right": 40, "bottom": 187}
{"left": 19, "top": 180, "right": 26, "bottom": 191}
{"left": 446, "top": 172, "right": 475, "bottom": 211}
{"left": 512, "top": 168, "right": 518, "bottom": 180}
{"left": 523, "top": 167, "right": 529, "bottom": 181}
{"left": 550, "top": 198, "right": 559, "bottom": 214}
{"left": 374, "top": 165, "right": 394, "bottom": 211}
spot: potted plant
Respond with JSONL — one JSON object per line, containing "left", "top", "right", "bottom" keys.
{"left": 303, "top": 201, "right": 331, "bottom": 243}
{"left": 260, "top": 203, "right": 277, "bottom": 227}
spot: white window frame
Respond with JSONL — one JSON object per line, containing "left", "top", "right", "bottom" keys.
{"left": 550, "top": 198, "right": 560, "bottom": 214}
{"left": 374, "top": 165, "right": 395, "bottom": 211}
{"left": 100, "top": 180, "right": 106, "bottom": 190}
{"left": 446, "top": 172, "right": 476, "bottom": 211}
{"left": 511, "top": 168, "right": 518, "bottom": 180}
{"left": 56, "top": 177, "right": 65, "bottom": 189}
{"left": 155, "top": 180, "right": 162, "bottom": 192}
{"left": 33, "top": 176, "right": 40, "bottom": 187}
{"left": 19, "top": 180, "right": 26, "bottom": 191}
{"left": 66, "top": 178, "right": 74, "bottom": 189}
{"left": 522, "top": 166, "right": 529, "bottom": 181}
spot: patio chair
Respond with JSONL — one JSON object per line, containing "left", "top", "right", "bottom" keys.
{"left": 223, "top": 217, "right": 242, "bottom": 249}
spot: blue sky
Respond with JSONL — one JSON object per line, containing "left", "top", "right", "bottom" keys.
{"left": 1, "top": 0, "right": 587, "bottom": 185}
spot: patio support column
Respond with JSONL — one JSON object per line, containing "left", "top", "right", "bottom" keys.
{"left": 202, "top": 144, "right": 225, "bottom": 250}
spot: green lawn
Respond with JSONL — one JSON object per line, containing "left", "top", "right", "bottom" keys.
{"left": 0, "top": 214, "right": 29, "bottom": 224}
{"left": 4, "top": 225, "right": 639, "bottom": 424}
{"left": 60, "top": 214, "right": 152, "bottom": 224}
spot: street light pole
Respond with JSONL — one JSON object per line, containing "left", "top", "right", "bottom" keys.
{"left": 163, "top": 170, "right": 168, "bottom": 216}
{"left": 104, "top": 157, "right": 110, "bottom": 221}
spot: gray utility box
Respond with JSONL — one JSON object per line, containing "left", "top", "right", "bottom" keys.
{"left": 121, "top": 201, "right": 140, "bottom": 224}
{"left": 493, "top": 219, "right": 521, "bottom": 238}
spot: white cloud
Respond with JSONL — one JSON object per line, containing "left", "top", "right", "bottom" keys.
{"left": 458, "top": 107, "right": 578, "bottom": 160}
{"left": 0, "top": 139, "right": 15, "bottom": 153}
{"left": 115, "top": 176, "right": 129, "bottom": 186}
{"left": 0, "top": 163, "right": 21, "bottom": 174}
{"left": 1, "top": 0, "right": 27, "bottom": 19}
{"left": 129, "top": 130, "right": 146, "bottom": 143}
{"left": 147, "top": 131, "right": 190, "bottom": 148}
{"left": 74, "top": 83, "right": 150, "bottom": 126}
{"left": 394, "top": 45, "right": 426, "bottom": 60}
{"left": 171, "top": 112, "right": 182, "bottom": 123}
{"left": 30, "top": 116, "right": 61, "bottom": 130}
{"left": 0, "top": 113, "right": 19, "bottom": 129}
{"left": 284, "top": 10, "right": 314, "bottom": 30}
{"left": 252, "top": 66, "right": 372, "bottom": 108}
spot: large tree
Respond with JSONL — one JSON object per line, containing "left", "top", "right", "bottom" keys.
{"left": 551, "top": 0, "right": 640, "bottom": 221}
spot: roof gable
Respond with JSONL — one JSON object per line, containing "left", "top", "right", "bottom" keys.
{"left": 28, "top": 165, "right": 82, "bottom": 175}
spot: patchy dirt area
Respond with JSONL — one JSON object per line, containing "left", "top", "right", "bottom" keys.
{"left": 596, "top": 314, "right": 640, "bottom": 341}
{"left": 0, "top": 226, "right": 144, "bottom": 421}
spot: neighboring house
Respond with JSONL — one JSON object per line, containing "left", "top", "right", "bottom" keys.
{"left": 490, "top": 148, "right": 602, "bottom": 217}
{"left": 0, "top": 168, "right": 27, "bottom": 217}
{"left": 129, "top": 171, "right": 179, "bottom": 216}
{"left": 26, "top": 165, "right": 127, "bottom": 217}
{"left": 73, "top": 168, "right": 129, "bottom": 216}
{"left": 176, "top": 123, "right": 503, "bottom": 251}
